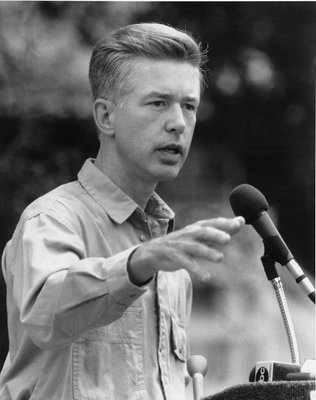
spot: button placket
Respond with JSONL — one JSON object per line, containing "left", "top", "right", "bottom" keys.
{"left": 157, "top": 272, "right": 174, "bottom": 399}
{"left": 132, "top": 211, "right": 150, "bottom": 243}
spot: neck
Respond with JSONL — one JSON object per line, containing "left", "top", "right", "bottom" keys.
{"left": 95, "top": 145, "right": 156, "bottom": 210}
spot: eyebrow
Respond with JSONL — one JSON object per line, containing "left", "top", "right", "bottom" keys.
{"left": 144, "top": 91, "right": 200, "bottom": 104}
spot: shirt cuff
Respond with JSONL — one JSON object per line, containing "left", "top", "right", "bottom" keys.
{"left": 105, "top": 245, "right": 149, "bottom": 307}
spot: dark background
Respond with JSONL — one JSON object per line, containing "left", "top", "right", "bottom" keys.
{"left": 0, "top": 2, "right": 315, "bottom": 373}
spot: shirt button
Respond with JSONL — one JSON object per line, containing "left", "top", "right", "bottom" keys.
{"left": 139, "top": 235, "right": 146, "bottom": 242}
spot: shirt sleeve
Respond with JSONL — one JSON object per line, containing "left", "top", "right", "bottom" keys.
{"left": 4, "top": 212, "right": 147, "bottom": 350}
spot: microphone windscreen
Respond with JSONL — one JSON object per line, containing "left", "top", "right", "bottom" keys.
{"left": 229, "top": 184, "right": 268, "bottom": 224}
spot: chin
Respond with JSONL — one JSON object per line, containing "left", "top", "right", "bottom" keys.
{"left": 154, "top": 169, "right": 181, "bottom": 182}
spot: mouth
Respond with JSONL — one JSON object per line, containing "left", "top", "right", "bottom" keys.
{"left": 157, "top": 144, "right": 184, "bottom": 155}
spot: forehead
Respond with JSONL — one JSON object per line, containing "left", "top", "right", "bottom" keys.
{"left": 125, "top": 57, "right": 201, "bottom": 99}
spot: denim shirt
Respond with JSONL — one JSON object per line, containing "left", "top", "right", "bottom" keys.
{"left": 0, "top": 159, "right": 192, "bottom": 400}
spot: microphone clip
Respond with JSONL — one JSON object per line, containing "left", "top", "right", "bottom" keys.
{"left": 262, "top": 235, "right": 293, "bottom": 267}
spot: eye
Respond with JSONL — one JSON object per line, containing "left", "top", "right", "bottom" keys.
{"left": 183, "top": 103, "right": 197, "bottom": 112}
{"left": 150, "top": 100, "right": 167, "bottom": 108}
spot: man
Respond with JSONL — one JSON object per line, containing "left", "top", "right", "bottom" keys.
{"left": 0, "top": 23, "right": 244, "bottom": 399}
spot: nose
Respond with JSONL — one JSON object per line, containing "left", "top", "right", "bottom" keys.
{"left": 165, "top": 104, "right": 186, "bottom": 134}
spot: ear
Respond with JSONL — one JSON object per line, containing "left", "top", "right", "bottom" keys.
{"left": 93, "top": 99, "right": 116, "bottom": 137}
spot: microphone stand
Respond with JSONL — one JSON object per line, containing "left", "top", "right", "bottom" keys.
{"left": 261, "top": 254, "right": 300, "bottom": 365}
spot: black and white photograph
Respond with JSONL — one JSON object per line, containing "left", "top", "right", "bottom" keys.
{"left": 0, "top": 2, "right": 315, "bottom": 399}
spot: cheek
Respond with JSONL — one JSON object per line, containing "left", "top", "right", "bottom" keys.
{"left": 185, "top": 122, "right": 196, "bottom": 144}
{"left": 116, "top": 116, "right": 157, "bottom": 151}
{"left": 114, "top": 106, "right": 152, "bottom": 135}
{"left": 115, "top": 122, "right": 151, "bottom": 160}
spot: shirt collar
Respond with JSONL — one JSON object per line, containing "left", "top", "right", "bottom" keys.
{"left": 77, "top": 158, "right": 175, "bottom": 225}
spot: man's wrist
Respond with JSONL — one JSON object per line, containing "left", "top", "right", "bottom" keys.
{"left": 127, "top": 246, "right": 156, "bottom": 287}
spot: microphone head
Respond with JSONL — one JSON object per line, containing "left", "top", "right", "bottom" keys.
{"left": 187, "top": 355, "right": 208, "bottom": 377}
{"left": 229, "top": 184, "right": 268, "bottom": 224}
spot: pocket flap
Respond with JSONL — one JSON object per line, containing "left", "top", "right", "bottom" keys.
{"left": 170, "top": 315, "right": 187, "bottom": 362}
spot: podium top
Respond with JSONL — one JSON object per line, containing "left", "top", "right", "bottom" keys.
{"left": 204, "top": 380, "right": 316, "bottom": 400}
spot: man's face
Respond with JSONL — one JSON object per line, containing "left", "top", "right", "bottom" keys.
{"left": 110, "top": 57, "right": 201, "bottom": 185}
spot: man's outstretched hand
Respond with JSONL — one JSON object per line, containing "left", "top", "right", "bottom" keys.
{"left": 128, "top": 216, "right": 245, "bottom": 286}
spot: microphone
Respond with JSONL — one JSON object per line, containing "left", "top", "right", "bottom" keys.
{"left": 187, "top": 355, "right": 208, "bottom": 400}
{"left": 229, "top": 184, "right": 315, "bottom": 303}
{"left": 249, "top": 361, "right": 301, "bottom": 382}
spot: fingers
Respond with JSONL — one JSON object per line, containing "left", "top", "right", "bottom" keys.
{"left": 183, "top": 216, "right": 245, "bottom": 247}
{"left": 185, "top": 257, "right": 211, "bottom": 283}
{"left": 179, "top": 240, "right": 224, "bottom": 262}
{"left": 174, "top": 216, "right": 245, "bottom": 283}
{"left": 171, "top": 241, "right": 223, "bottom": 283}
{"left": 185, "top": 225, "right": 231, "bottom": 246}
{"left": 198, "top": 216, "right": 245, "bottom": 234}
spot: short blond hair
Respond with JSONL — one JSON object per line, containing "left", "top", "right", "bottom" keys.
{"left": 89, "top": 22, "right": 208, "bottom": 104}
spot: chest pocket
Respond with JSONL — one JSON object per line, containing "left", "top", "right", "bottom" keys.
{"left": 72, "top": 308, "right": 145, "bottom": 400}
